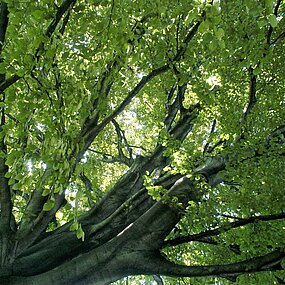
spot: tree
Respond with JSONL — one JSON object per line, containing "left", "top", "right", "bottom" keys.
{"left": 0, "top": 0, "right": 285, "bottom": 284}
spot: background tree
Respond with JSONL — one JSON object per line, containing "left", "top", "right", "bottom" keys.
{"left": 0, "top": 0, "right": 285, "bottom": 284}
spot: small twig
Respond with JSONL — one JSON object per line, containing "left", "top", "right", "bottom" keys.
{"left": 127, "top": 144, "right": 147, "bottom": 152}
{"left": 88, "top": 148, "right": 131, "bottom": 166}
{"left": 275, "top": 275, "right": 285, "bottom": 284}
{"left": 241, "top": 67, "right": 257, "bottom": 123}
{"left": 106, "top": 0, "right": 115, "bottom": 37}
{"left": 176, "top": 16, "right": 181, "bottom": 54}
{"left": 203, "top": 119, "right": 216, "bottom": 154}
{"left": 31, "top": 71, "right": 54, "bottom": 106}
{"left": 221, "top": 214, "right": 244, "bottom": 220}
{"left": 271, "top": 31, "right": 285, "bottom": 46}
{"left": 112, "top": 119, "right": 133, "bottom": 162}
{"left": 273, "top": 0, "right": 282, "bottom": 16}
{"left": 59, "top": 8, "right": 72, "bottom": 35}
{"left": 206, "top": 140, "right": 226, "bottom": 154}
{"left": 164, "top": 84, "right": 179, "bottom": 130}
{"left": 23, "top": 77, "right": 33, "bottom": 93}
{"left": 153, "top": 275, "right": 164, "bottom": 285}
{"left": 266, "top": 0, "right": 282, "bottom": 45}
{"left": 6, "top": 113, "right": 19, "bottom": 124}
{"left": 79, "top": 173, "right": 97, "bottom": 207}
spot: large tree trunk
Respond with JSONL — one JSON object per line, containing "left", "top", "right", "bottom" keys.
{"left": 1, "top": 173, "right": 194, "bottom": 285}
{"left": 1, "top": 159, "right": 284, "bottom": 285}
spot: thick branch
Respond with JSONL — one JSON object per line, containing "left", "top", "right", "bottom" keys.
{"left": 80, "top": 172, "right": 104, "bottom": 208}
{"left": 82, "top": 64, "right": 170, "bottom": 152}
{"left": 9, "top": 241, "right": 123, "bottom": 285}
{"left": 112, "top": 119, "right": 134, "bottom": 166}
{"left": 0, "top": 0, "right": 76, "bottom": 94}
{"left": 17, "top": 169, "right": 51, "bottom": 234}
{"left": 0, "top": 74, "right": 20, "bottom": 93}
{"left": 45, "top": 0, "right": 76, "bottom": 38}
{"left": 122, "top": 177, "right": 201, "bottom": 251}
{"left": 164, "top": 85, "right": 179, "bottom": 130}
{"left": 0, "top": 2, "right": 11, "bottom": 231}
{"left": 88, "top": 148, "right": 130, "bottom": 165}
{"left": 13, "top": 172, "right": 187, "bottom": 276}
{"left": 0, "top": 154, "right": 12, "bottom": 232}
{"left": 163, "top": 212, "right": 285, "bottom": 248}
{"left": 194, "top": 155, "right": 226, "bottom": 178}
{"left": 169, "top": 103, "right": 201, "bottom": 141}
{"left": 203, "top": 119, "right": 216, "bottom": 154}
{"left": 141, "top": 250, "right": 285, "bottom": 280}
{"left": 16, "top": 193, "right": 66, "bottom": 255}
{"left": 173, "top": 21, "right": 201, "bottom": 62}
{"left": 7, "top": 247, "right": 285, "bottom": 285}
{"left": 59, "top": 6, "right": 73, "bottom": 35}
{"left": 0, "top": 113, "right": 14, "bottom": 269}
{"left": 266, "top": 0, "right": 282, "bottom": 45}
{"left": 14, "top": 0, "right": 78, "bottom": 242}
{"left": 12, "top": 188, "right": 152, "bottom": 276}
{"left": 13, "top": 83, "right": 201, "bottom": 273}
{"left": 153, "top": 275, "right": 164, "bottom": 285}
{"left": 241, "top": 67, "right": 257, "bottom": 123}
{"left": 271, "top": 31, "right": 285, "bottom": 45}
{"left": 81, "top": 20, "right": 202, "bottom": 153}
{"left": 0, "top": 3, "right": 16, "bottom": 262}
{"left": 0, "top": 1, "right": 9, "bottom": 55}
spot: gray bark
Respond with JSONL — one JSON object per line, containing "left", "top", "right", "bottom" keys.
{"left": 1, "top": 1, "right": 285, "bottom": 284}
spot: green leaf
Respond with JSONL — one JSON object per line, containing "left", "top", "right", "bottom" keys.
{"left": 268, "top": 14, "right": 278, "bottom": 27}
{"left": 12, "top": 183, "right": 21, "bottom": 190}
{"left": 0, "top": 63, "right": 6, "bottom": 74}
{"left": 43, "top": 200, "right": 55, "bottom": 211}
{"left": 253, "top": 67, "right": 261, "bottom": 75}
{"left": 76, "top": 224, "right": 85, "bottom": 241}
{"left": 215, "top": 28, "right": 224, "bottom": 40}
{"left": 4, "top": 172, "right": 11, "bottom": 178}
{"left": 16, "top": 69, "right": 25, "bottom": 77}
{"left": 265, "top": 0, "right": 273, "bottom": 15}
{"left": 8, "top": 178, "right": 15, "bottom": 186}
{"left": 177, "top": 73, "right": 188, "bottom": 86}
{"left": 198, "top": 20, "right": 209, "bottom": 34}
{"left": 257, "top": 18, "right": 268, "bottom": 28}
{"left": 42, "top": 188, "right": 51, "bottom": 196}
{"left": 70, "top": 222, "right": 79, "bottom": 231}
{"left": 32, "top": 10, "right": 45, "bottom": 20}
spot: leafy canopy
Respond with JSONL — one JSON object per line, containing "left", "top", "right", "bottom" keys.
{"left": 0, "top": 0, "right": 285, "bottom": 284}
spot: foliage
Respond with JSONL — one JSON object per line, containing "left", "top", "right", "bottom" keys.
{"left": 0, "top": 0, "right": 285, "bottom": 284}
